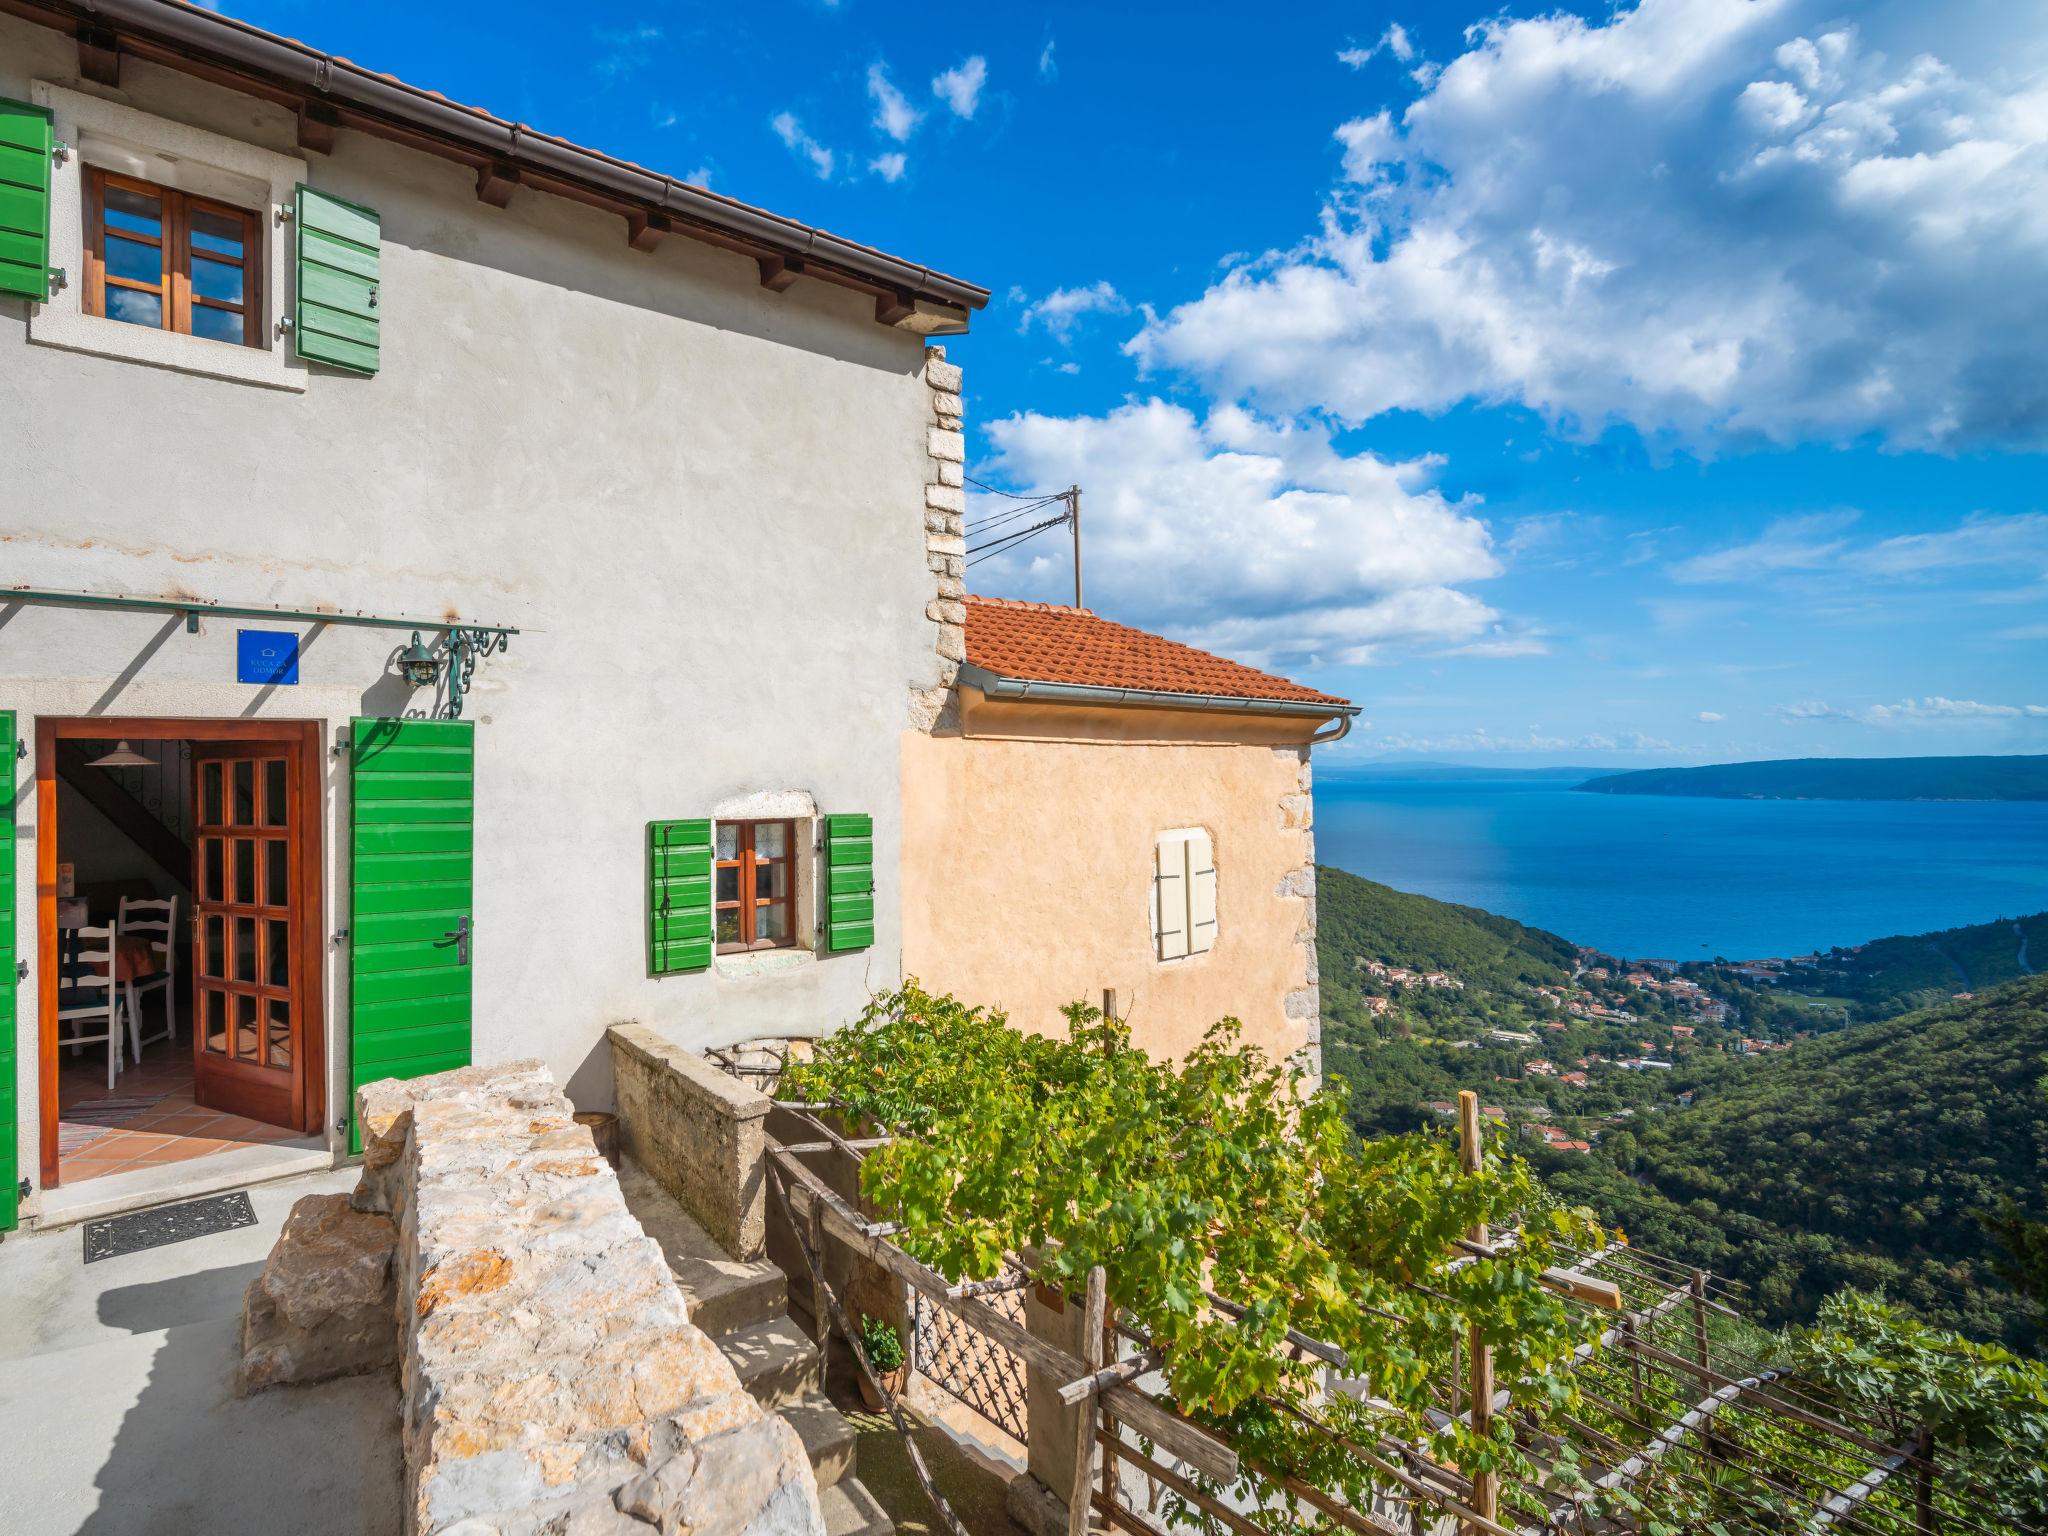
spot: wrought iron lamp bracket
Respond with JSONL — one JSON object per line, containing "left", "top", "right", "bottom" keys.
{"left": 443, "top": 626, "right": 510, "bottom": 719}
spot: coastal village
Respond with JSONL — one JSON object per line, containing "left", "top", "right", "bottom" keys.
{"left": 1362, "top": 942, "right": 1826, "bottom": 1154}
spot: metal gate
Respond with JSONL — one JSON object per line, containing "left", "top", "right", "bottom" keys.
{"left": 909, "top": 1267, "right": 1029, "bottom": 1442}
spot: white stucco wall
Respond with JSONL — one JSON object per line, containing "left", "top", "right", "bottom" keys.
{"left": 0, "top": 21, "right": 951, "bottom": 1200}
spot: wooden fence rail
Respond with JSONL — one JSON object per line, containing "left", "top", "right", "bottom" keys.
{"left": 732, "top": 1077, "right": 2031, "bottom": 1536}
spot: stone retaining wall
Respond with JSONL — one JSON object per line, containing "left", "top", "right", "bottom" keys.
{"left": 243, "top": 1058, "right": 823, "bottom": 1536}
{"left": 610, "top": 1023, "right": 772, "bottom": 1260}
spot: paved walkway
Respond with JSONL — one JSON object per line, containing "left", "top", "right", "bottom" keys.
{"left": 0, "top": 1168, "right": 401, "bottom": 1536}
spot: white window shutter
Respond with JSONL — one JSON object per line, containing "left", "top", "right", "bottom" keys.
{"left": 1187, "top": 831, "right": 1217, "bottom": 955}
{"left": 1155, "top": 832, "right": 1189, "bottom": 961}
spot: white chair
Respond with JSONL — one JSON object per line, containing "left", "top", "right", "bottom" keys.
{"left": 57, "top": 921, "right": 128, "bottom": 1091}
{"left": 118, "top": 894, "right": 180, "bottom": 1052}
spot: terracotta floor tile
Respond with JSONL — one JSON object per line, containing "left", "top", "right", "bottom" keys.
{"left": 81, "top": 1132, "right": 147, "bottom": 1161}
{"left": 143, "top": 1138, "right": 228, "bottom": 1163}
{"left": 144, "top": 1111, "right": 226, "bottom": 1135}
{"left": 60, "top": 1165, "right": 127, "bottom": 1185}
{"left": 120, "top": 1111, "right": 191, "bottom": 1132}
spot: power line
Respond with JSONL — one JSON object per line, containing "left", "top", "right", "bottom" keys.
{"left": 965, "top": 496, "right": 1065, "bottom": 537}
{"left": 963, "top": 474, "right": 1052, "bottom": 501}
{"left": 966, "top": 511, "right": 1072, "bottom": 567}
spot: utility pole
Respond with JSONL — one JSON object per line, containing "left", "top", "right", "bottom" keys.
{"left": 1068, "top": 484, "right": 1083, "bottom": 608}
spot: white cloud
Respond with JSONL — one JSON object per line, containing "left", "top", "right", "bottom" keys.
{"left": 770, "top": 113, "right": 834, "bottom": 179}
{"left": 1445, "top": 630, "right": 1550, "bottom": 658}
{"left": 1774, "top": 696, "right": 2048, "bottom": 726}
{"left": 870, "top": 152, "right": 907, "bottom": 183}
{"left": 1017, "top": 281, "right": 1129, "bottom": 343}
{"left": 1697, "top": 710, "right": 1726, "bottom": 723}
{"left": 1366, "top": 729, "right": 1677, "bottom": 755}
{"left": 971, "top": 400, "right": 1501, "bottom": 670}
{"left": 868, "top": 63, "right": 923, "bottom": 143}
{"left": 1671, "top": 512, "right": 1856, "bottom": 582}
{"left": 1039, "top": 38, "right": 1057, "bottom": 80}
{"left": 1338, "top": 23, "right": 1414, "bottom": 70}
{"left": 592, "top": 25, "right": 661, "bottom": 83}
{"left": 1130, "top": 0, "right": 2048, "bottom": 451}
{"left": 1675, "top": 510, "right": 2048, "bottom": 584}
{"left": 933, "top": 56, "right": 988, "bottom": 119}
{"left": 1737, "top": 78, "right": 1810, "bottom": 133}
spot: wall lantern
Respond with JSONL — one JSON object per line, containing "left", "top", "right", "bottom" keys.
{"left": 397, "top": 627, "right": 509, "bottom": 719}
{"left": 399, "top": 631, "right": 440, "bottom": 689}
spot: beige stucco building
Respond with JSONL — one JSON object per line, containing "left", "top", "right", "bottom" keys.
{"left": 902, "top": 597, "right": 1356, "bottom": 1078}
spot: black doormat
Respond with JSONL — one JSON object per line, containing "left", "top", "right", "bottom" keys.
{"left": 83, "top": 1191, "right": 257, "bottom": 1264}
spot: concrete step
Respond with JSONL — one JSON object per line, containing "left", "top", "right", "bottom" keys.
{"left": 820, "top": 1477, "right": 893, "bottom": 1536}
{"left": 718, "top": 1315, "right": 823, "bottom": 1410}
{"left": 617, "top": 1160, "right": 787, "bottom": 1339}
{"left": 780, "top": 1393, "right": 857, "bottom": 1489}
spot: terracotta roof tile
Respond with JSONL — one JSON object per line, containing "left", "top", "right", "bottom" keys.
{"left": 963, "top": 596, "right": 1352, "bottom": 709}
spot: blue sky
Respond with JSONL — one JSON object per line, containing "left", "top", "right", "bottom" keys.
{"left": 227, "top": 0, "right": 2048, "bottom": 764}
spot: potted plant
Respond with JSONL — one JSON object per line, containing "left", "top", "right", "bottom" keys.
{"left": 856, "top": 1313, "right": 907, "bottom": 1411}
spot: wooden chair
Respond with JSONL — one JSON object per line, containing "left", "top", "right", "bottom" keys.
{"left": 117, "top": 894, "right": 180, "bottom": 1053}
{"left": 57, "top": 921, "right": 128, "bottom": 1091}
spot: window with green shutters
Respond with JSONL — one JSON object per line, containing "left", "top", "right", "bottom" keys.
{"left": 0, "top": 96, "right": 54, "bottom": 303}
{"left": 296, "top": 183, "right": 380, "bottom": 375}
{"left": 823, "top": 814, "right": 875, "bottom": 953}
{"left": 0, "top": 710, "right": 17, "bottom": 1231}
{"left": 648, "top": 820, "right": 714, "bottom": 974}
{"left": 349, "top": 717, "right": 472, "bottom": 1151}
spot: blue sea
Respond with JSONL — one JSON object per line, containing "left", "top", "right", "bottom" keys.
{"left": 1314, "top": 774, "right": 2048, "bottom": 960}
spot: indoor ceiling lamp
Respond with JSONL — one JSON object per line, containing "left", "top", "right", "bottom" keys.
{"left": 87, "top": 740, "right": 153, "bottom": 768}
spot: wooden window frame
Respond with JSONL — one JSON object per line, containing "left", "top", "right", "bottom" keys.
{"left": 714, "top": 819, "right": 798, "bottom": 954}
{"left": 83, "top": 167, "right": 263, "bottom": 349}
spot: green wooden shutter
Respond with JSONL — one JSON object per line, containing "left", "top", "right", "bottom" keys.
{"left": 0, "top": 711, "right": 17, "bottom": 1231}
{"left": 0, "top": 97, "right": 54, "bottom": 303}
{"left": 296, "top": 183, "right": 380, "bottom": 375}
{"left": 349, "top": 717, "right": 472, "bottom": 1151}
{"left": 647, "top": 820, "right": 713, "bottom": 975}
{"left": 823, "top": 813, "right": 875, "bottom": 953}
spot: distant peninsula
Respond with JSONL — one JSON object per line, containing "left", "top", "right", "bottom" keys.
{"left": 1576, "top": 755, "right": 2048, "bottom": 802}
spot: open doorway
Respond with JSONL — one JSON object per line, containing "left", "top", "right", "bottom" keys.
{"left": 37, "top": 720, "right": 326, "bottom": 1193}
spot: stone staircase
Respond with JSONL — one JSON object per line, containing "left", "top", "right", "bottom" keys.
{"left": 621, "top": 1161, "right": 893, "bottom": 1536}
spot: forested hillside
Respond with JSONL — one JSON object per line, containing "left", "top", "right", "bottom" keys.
{"left": 1576, "top": 754, "right": 2048, "bottom": 801}
{"left": 1317, "top": 868, "right": 1576, "bottom": 1012}
{"left": 1317, "top": 868, "right": 1730, "bottom": 1134}
{"left": 1539, "top": 979, "right": 2048, "bottom": 1349}
{"left": 1785, "top": 909, "right": 2047, "bottom": 1018}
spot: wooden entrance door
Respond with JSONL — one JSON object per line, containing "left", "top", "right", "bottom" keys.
{"left": 191, "top": 743, "right": 303, "bottom": 1126}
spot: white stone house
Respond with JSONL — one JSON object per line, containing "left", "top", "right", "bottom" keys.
{"left": 0, "top": 0, "right": 985, "bottom": 1230}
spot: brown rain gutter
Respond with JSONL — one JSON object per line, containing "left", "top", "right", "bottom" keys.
{"left": 5, "top": 0, "right": 989, "bottom": 320}
{"left": 956, "top": 661, "right": 1359, "bottom": 742}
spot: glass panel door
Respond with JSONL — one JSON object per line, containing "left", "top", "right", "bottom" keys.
{"left": 191, "top": 741, "right": 301, "bottom": 1126}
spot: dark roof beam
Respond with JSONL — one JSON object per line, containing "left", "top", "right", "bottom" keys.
{"left": 77, "top": 23, "right": 120, "bottom": 85}
{"left": 296, "top": 101, "right": 339, "bottom": 155}
{"left": 758, "top": 254, "right": 804, "bottom": 292}
{"left": 475, "top": 159, "right": 519, "bottom": 209}
{"left": 626, "top": 210, "right": 670, "bottom": 253}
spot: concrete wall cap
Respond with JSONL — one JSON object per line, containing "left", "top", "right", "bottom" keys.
{"left": 607, "top": 1023, "right": 773, "bottom": 1119}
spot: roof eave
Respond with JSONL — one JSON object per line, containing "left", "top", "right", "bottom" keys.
{"left": 957, "top": 661, "right": 1358, "bottom": 722}
{"left": 5, "top": 0, "right": 988, "bottom": 322}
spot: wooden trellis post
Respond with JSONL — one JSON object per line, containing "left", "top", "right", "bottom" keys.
{"left": 1457, "top": 1091, "right": 1498, "bottom": 1533}
{"left": 1691, "top": 1270, "right": 1717, "bottom": 1462}
{"left": 1070, "top": 1265, "right": 1108, "bottom": 1536}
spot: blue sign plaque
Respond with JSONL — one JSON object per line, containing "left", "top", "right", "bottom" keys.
{"left": 237, "top": 628, "right": 301, "bottom": 686}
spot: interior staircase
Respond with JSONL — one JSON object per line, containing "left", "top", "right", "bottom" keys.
{"left": 620, "top": 1161, "right": 893, "bottom": 1536}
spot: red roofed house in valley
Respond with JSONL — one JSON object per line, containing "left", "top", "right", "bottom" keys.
{"left": 900, "top": 595, "right": 1358, "bottom": 1079}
